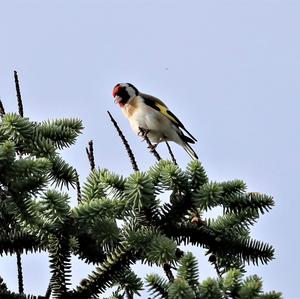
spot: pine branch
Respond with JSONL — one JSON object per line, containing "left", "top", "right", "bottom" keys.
{"left": 168, "top": 278, "right": 195, "bottom": 299}
{"left": 207, "top": 211, "right": 259, "bottom": 236}
{"left": 113, "top": 269, "right": 143, "bottom": 298}
{"left": 177, "top": 252, "right": 199, "bottom": 287}
{"left": 14, "top": 70, "right": 24, "bottom": 117}
{"left": 146, "top": 274, "right": 168, "bottom": 298}
{"left": 185, "top": 160, "right": 208, "bottom": 191}
{"left": 107, "top": 111, "right": 139, "bottom": 172}
{"left": 124, "top": 172, "right": 156, "bottom": 211}
{"left": 149, "top": 161, "right": 195, "bottom": 225}
{"left": 171, "top": 222, "right": 274, "bottom": 265}
{"left": 149, "top": 160, "right": 188, "bottom": 194}
{"left": 85, "top": 140, "right": 95, "bottom": 171}
{"left": 73, "top": 197, "right": 127, "bottom": 226}
{"left": 41, "top": 190, "right": 71, "bottom": 228}
{"left": 81, "top": 168, "right": 126, "bottom": 201}
{"left": 48, "top": 235, "right": 71, "bottom": 298}
{"left": 37, "top": 118, "right": 83, "bottom": 150}
{"left": 16, "top": 251, "right": 24, "bottom": 293}
{"left": 159, "top": 191, "right": 192, "bottom": 227}
{"left": 0, "top": 229, "right": 43, "bottom": 255}
{"left": 49, "top": 156, "right": 78, "bottom": 189}
{"left": 167, "top": 222, "right": 218, "bottom": 248}
{"left": 72, "top": 244, "right": 138, "bottom": 298}
{"left": 165, "top": 141, "right": 177, "bottom": 165}
{"left": 1, "top": 113, "right": 35, "bottom": 141}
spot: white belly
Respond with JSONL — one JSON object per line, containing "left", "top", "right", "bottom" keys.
{"left": 123, "top": 101, "right": 180, "bottom": 144}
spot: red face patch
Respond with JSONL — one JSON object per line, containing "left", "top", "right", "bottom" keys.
{"left": 112, "top": 84, "right": 121, "bottom": 97}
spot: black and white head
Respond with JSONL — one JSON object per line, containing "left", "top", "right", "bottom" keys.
{"left": 112, "top": 83, "right": 139, "bottom": 107}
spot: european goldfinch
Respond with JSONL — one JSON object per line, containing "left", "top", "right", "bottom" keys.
{"left": 112, "top": 83, "right": 198, "bottom": 160}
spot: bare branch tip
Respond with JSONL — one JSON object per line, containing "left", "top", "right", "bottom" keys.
{"left": 16, "top": 251, "right": 24, "bottom": 293}
{"left": 166, "top": 141, "right": 177, "bottom": 165}
{"left": 75, "top": 170, "right": 82, "bottom": 203}
{"left": 13, "top": 70, "right": 24, "bottom": 117}
{"left": 0, "top": 99, "right": 5, "bottom": 117}
{"left": 86, "top": 140, "right": 95, "bottom": 171}
{"left": 107, "top": 111, "right": 139, "bottom": 172}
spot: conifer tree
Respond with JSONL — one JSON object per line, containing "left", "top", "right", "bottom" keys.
{"left": 146, "top": 252, "right": 282, "bottom": 299}
{"left": 0, "top": 73, "right": 282, "bottom": 298}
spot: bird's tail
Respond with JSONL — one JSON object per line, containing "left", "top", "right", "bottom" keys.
{"left": 182, "top": 141, "right": 198, "bottom": 160}
{"left": 177, "top": 131, "right": 198, "bottom": 160}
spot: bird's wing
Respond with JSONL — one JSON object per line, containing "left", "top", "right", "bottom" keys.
{"left": 140, "top": 93, "right": 197, "bottom": 142}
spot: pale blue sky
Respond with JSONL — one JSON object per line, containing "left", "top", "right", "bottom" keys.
{"left": 1, "top": 1, "right": 300, "bottom": 298}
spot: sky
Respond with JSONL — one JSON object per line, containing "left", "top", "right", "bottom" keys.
{"left": 1, "top": 0, "right": 300, "bottom": 298}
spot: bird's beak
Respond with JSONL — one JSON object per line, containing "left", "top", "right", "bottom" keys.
{"left": 114, "top": 95, "right": 121, "bottom": 104}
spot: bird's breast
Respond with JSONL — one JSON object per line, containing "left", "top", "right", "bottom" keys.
{"left": 121, "top": 96, "right": 179, "bottom": 143}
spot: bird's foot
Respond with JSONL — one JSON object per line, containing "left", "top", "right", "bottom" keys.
{"left": 148, "top": 143, "right": 158, "bottom": 152}
{"left": 138, "top": 127, "right": 150, "bottom": 138}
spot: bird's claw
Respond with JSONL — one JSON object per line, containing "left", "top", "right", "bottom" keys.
{"left": 138, "top": 127, "right": 150, "bottom": 138}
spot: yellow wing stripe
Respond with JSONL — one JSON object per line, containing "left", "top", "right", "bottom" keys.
{"left": 155, "top": 101, "right": 197, "bottom": 142}
{"left": 155, "top": 103, "right": 180, "bottom": 126}
{"left": 142, "top": 93, "right": 197, "bottom": 142}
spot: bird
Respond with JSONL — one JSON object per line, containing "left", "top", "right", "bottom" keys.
{"left": 112, "top": 83, "right": 198, "bottom": 160}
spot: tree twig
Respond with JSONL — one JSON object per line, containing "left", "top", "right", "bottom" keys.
{"left": 0, "top": 99, "right": 5, "bottom": 117}
{"left": 163, "top": 263, "right": 174, "bottom": 282}
{"left": 75, "top": 170, "right": 81, "bottom": 203}
{"left": 209, "top": 254, "right": 222, "bottom": 278}
{"left": 107, "top": 111, "right": 139, "bottom": 172}
{"left": 85, "top": 140, "right": 95, "bottom": 171}
{"left": 44, "top": 275, "right": 53, "bottom": 299}
{"left": 139, "top": 128, "right": 161, "bottom": 162}
{"left": 165, "top": 141, "right": 177, "bottom": 165}
{"left": 14, "top": 71, "right": 24, "bottom": 117}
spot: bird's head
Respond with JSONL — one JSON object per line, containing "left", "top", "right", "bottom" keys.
{"left": 112, "top": 83, "right": 139, "bottom": 107}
